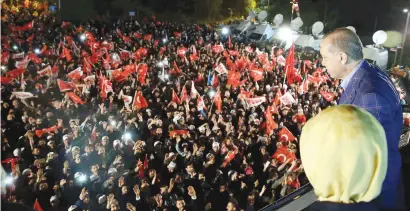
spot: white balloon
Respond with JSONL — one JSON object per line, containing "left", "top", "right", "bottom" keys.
{"left": 312, "top": 21, "right": 324, "bottom": 35}
{"left": 372, "top": 30, "right": 388, "bottom": 45}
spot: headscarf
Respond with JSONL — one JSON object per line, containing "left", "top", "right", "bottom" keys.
{"left": 300, "top": 105, "right": 387, "bottom": 203}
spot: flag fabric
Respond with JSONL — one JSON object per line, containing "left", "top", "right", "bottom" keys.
{"left": 35, "top": 125, "right": 60, "bottom": 138}
{"left": 137, "top": 63, "right": 148, "bottom": 85}
{"left": 177, "top": 47, "right": 188, "bottom": 58}
{"left": 172, "top": 89, "right": 181, "bottom": 104}
{"left": 245, "top": 96, "right": 266, "bottom": 107}
{"left": 211, "top": 73, "right": 219, "bottom": 87}
{"left": 272, "top": 147, "right": 296, "bottom": 164}
{"left": 58, "top": 79, "right": 76, "bottom": 92}
{"left": 249, "top": 69, "right": 264, "bottom": 81}
{"left": 33, "top": 199, "right": 43, "bottom": 211}
{"left": 320, "top": 90, "right": 335, "bottom": 102}
{"left": 180, "top": 85, "right": 188, "bottom": 102}
{"left": 212, "top": 44, "right": 224, "bottom": 54}
{"left": 67, "top": 67, "right": 83, "bottom": 80}
{"left": 28, "top": 53, "right": 42, "bottom": 64}
{"left": 285, "top": 42, "right": 296, "bottom": 85}
{"left": 5, "top": 68, "right": 25, "bottom": 78}
{"left": 67, "top": 92, "right": 85, "bottom": 104}
{"left": 213, "top": 91, "right": 222, "bottom": 112}
{"left": 133, "top": 91, "right": 148, "bottom": 110}
{"left": 245, "top": 46, "right": 253, "bottom": 53}
{"left": 101, "top": 77, "right": 113, "bottom": 100}
{"left": 278, "top": 127, "right": 296, "bottom": 142}
{"left": 265, "top": 106, "right": 278, "bottom": 135}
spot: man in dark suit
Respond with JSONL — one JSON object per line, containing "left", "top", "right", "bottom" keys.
{"left": 320, "top": 28, "right": 404, "bottom": 210}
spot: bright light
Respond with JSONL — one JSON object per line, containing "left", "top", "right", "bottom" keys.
{"left": 404, "top": 8, "right": 409, "bottom": 13}
{"left": 162, "top": 38, "right": 167, "bottom": 43}
{"left": 277, "top": 27, "right": 293, "bottom": 41}
{"left": 34, "top": 48, "right": 40, "bottom": 54}
{"left": 110, "top": 120, "right": 116, "bottom": 126}
{"left": 221, "top": 27, "right": 229, "bottom": 35}
{"left": 5, "top": 176, "right": 13, "bottom": 185}
{"left": 78, "top": 174, "right": 87, "bottom": 182}
{"left": 157, "top": 62, "right": 164, "bottom": 67}
{"left": 13, "top": 45, "right": 18, "bottom": 50}
{"left": 164, "top": 74, "right": 169, "bottom": 80}
{"left": 208, "top": 90, "right": 216, "bottom": 98}
{"left": 80, "top": 34, "right": 86, "bottom": 41}
{"left": 1, "top": 65, "right": 6, "bottom": 71}
{"left": 124, "top": 133, "right": 131, "bottom": 140}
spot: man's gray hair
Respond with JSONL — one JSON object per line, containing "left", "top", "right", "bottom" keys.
{"left": 323, "top": 28, "right": 364, "bottom": 62}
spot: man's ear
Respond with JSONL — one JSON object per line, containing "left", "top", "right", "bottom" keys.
{"left": 340, "top": 52, "right": 349, "bottom": 65}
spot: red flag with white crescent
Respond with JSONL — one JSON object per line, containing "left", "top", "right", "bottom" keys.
{"left": 320, "top": 90, "right": 335, "bottom": 102}
{"left": 279, "top": 127, "right": 296, "bottom": 143}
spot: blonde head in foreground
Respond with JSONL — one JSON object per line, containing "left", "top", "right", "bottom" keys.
{"left": 300, "top": 105, "right": 387, "bottom": 203}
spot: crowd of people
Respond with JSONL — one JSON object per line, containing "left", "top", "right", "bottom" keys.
{"left": 1, "top": 2, "right": 407, "bottom": 211}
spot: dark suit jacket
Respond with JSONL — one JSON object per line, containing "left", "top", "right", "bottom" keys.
{"left": 339, "top": 60, "right": 403, "bottom": 209}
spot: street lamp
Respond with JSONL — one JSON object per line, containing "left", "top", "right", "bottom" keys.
{"left": 400, "top": 8, "right": 410, "bottom": 64}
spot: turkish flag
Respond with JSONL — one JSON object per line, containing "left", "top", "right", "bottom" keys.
{"left": 249, "top": 69, "right": 264, "bottom": 81}
{"left": 133, "top": 32, "right": 143, "bottom": 39}
{"left": 298, "top": 80, "right": 309, "bottom": 95}
{"left": 285, "top": 42, "right": 296, "bottom": 85}
{"left": 177, "top": 47, "right": 188, "bottom": 57}
{"left": 213, "top": 91, "right": 222, "bottom": 112}
{"left": 35, "top": 125, "right": 60, "bottom": 138}
{"left": 143, "top": 34, "right": 152, "bottom": 41}
{"left": 20, "top": 21, "right": 34, "bottom": 31}
{"left": 279, "top": 127, "right": 296, "bottom": 143}
{"left": 239, "top": 88, "right": 252, "bottom": 99}
{"left": 133, "top": 92, "right": 148, "bottom": 110}
{"left": 101, "top": 77, "right": 113, "bottom": 100}
{"left": 63, "top": 47, "right": 72, "bottom": 62}
{"left": 212, "top": 44, "right": 224, "bottom": 54}
{"left": 58, "top": 79, "right": 76, "bottom": 92}
{"left": 67, "top": 92, "right": 85, "bottom": 104}
{"left": 33, "top": 199, "right": 43, "bottom": 211}
{"left": 84, "top": 31, "right": 95, "bottom": 42}
{"left": 272, "top": 147, "right": 296, "bottom": 164}
{"left": 320, "top": 90, "right": 335, "bottom": 102}
{"left": 265, "top": 106, "right": 278, "bottom": 135}
{"left": 169, "top": 61, "right": 182, "bottom": 75}
{"left": 67, "top": 67, "right": 83, "bottom": 80}
{"left": 28, "top": 53, "right": 42, "bottom": 64}
{"left": 235, "top": 57, "right": 247, "bottom": 71}
{"left": 5, "top": 68, "right": 25, "bottom": 78}
{"left": 274, "top": 90, "right": 282, "bottom": 106}
{"left": 292, "top": 113, "right": 307, "bottom": 124}
{"left": 137, "top": 63, "right": 148, "bottom": 85}
{"left": 180, "top": 85, "right": 188, "bottom": 102}
{"left": 172, "top": 89, "right": 181, "bottom": 105}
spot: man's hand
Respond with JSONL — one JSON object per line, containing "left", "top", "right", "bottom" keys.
{"left": 133, "top": 184, "right": 140, "bottom": 197}
{"left": 188, "top": 186, "right": 196, "bottom": 198}
{"left": 126, "top": 203, "right": 136, "bottom": 211}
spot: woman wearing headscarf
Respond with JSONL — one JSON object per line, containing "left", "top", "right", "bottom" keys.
{"left": 300, "top": 105, "right": 387, "bottom": 211}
